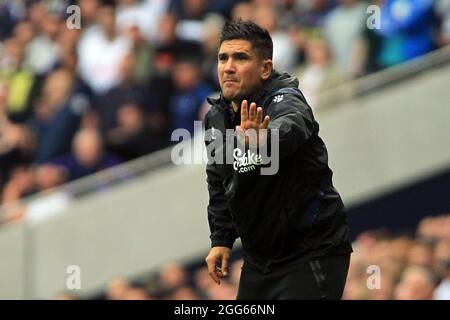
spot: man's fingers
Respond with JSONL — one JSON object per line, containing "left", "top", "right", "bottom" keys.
{"left": 241, "top": 100, "right": 248, "bottom": 122}
{"left": 261, "top": 115, "right": 270, "bottom": 129}
{"left": 249, "top": 102, "right": 257, "bottom": 121}
{"left": 205, "top": 257, "right": 220, "bottom": 285}
{"left": 210, "top": 271, "right": 220, "bottom": 284}
{"left": 235, "top": 125, "right": 244, "bottom": 137}
{"left": 211, "top": 270, "right": 220, "bottom": 284}
{"left": 221, "top": 255, "right": 229, "bottom": 277}
{"left": 256, "top": 107, "right": 263, "bottom": 124}
{"left": 236, "top": 126, "right": 248, "bottom": 146}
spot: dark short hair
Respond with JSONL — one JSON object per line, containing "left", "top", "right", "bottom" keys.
{"left": 219, "top": 20, "right": 273, "bottom": 60}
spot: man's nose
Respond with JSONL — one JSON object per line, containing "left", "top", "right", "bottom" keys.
{"left": 224, "top": 58, "right": 236, "bottom": 73}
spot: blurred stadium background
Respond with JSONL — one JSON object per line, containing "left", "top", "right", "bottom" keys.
{"left": 0, "top": 0, "right": 449, "bottom": 300}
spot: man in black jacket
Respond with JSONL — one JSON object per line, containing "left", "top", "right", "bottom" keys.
{"left": 204, "top": 20, "right": 353, "bottom": 299}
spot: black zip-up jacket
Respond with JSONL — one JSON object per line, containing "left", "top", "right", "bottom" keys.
{"left": 205, "top": 70, "right": 352, "bottom": 274}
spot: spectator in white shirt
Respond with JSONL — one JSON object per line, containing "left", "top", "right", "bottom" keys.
{"left": 77, "top": 4, "right": 132, "bottom": 95}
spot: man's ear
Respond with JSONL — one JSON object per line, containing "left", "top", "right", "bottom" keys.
{"left": 261, "top": 59, "right": 273, "bottom": 81}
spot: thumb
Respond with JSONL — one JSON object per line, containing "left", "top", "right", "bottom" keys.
{"left": 235, "top": 125, "right": 245, "bottom": 143}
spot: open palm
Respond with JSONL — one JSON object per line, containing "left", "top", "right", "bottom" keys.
{"left": 236, "top": 100, "right": 270, "bottom": 147}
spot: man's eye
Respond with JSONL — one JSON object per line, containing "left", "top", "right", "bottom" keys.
{"left": 218, "top": 56, "right": 227, "bottom": 61}
{"left": 236, "top": 55, "right": 248, "bottom": 60}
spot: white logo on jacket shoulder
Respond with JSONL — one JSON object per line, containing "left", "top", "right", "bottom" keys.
{"left": 273, "top": 94, "right": 284, "bottom": 103}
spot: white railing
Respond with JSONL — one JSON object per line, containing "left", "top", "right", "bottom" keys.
{"left": 317, "top": 44, "right": 450, "bottom": 110}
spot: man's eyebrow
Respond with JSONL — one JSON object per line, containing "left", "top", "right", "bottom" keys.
{"left": 233, "top": 51, "right": 251, "bottom": 57}
{"left": 218, "top": 51, "right": 252, "bottom": 57}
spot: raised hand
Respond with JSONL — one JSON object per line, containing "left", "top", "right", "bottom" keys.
{"left": 236, "top": 100, "right": 270, "bottom": 147}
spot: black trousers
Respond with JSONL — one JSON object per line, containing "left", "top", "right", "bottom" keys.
{"left": 236, "top": 254, "right": 350, "bottom": 300}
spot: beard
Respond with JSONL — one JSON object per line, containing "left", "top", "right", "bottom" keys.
{"left": 222, "top": 83, "right": 254, "bottom": 104}
{"left": 223, "top": 89, "right": 242, "bottom": 102}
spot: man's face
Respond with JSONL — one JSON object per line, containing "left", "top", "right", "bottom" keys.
{"left": 218, "top": 39, "right": 271, "bottom": 103}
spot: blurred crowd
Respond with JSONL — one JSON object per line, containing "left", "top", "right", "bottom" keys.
{"left": 53, "top": 213, "right": 450, "bottom": 300}
{"left": 344, "top": 213, "right": 450, "bottom": 300}
{"left": 1, "top": 0, "right": 450, "bottom": 225}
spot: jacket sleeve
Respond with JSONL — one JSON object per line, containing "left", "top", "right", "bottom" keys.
{"left": 206, "top": 163, "right": 238, "bottom": 248}
{"left": 204, "top": 114, "right": 238, "bottom": 248}
{"left": 265, "top": 92, "right": 318, "bottom": 159}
